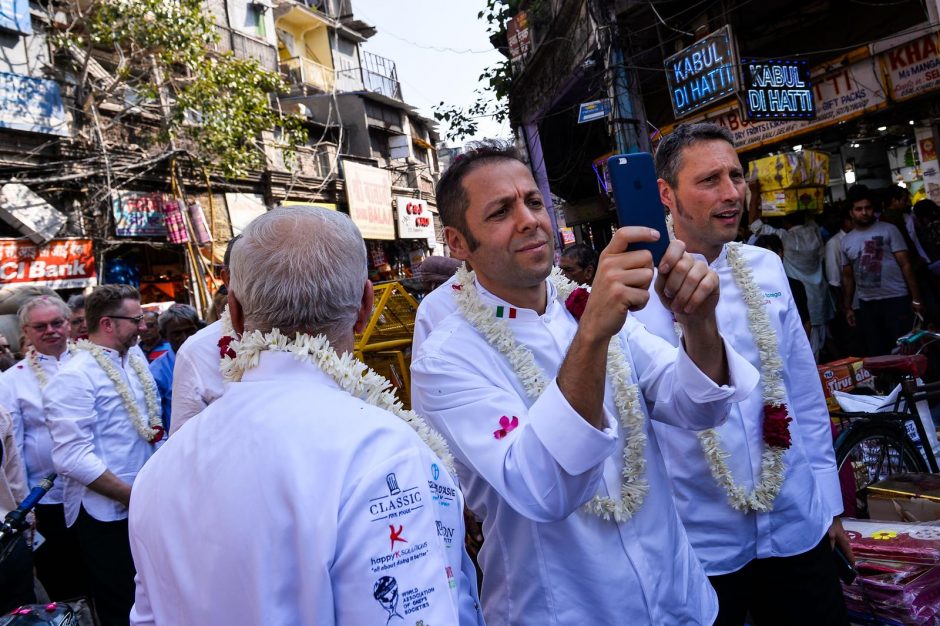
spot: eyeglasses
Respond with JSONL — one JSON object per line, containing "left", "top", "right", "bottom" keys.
{"left": 26, "top": 319, "right": 68, "bottom": 332}
{"left": 105, "top": 314, "right": 145, "bottom": 324}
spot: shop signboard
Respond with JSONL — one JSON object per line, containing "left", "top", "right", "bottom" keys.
{"left": 111, "top": 191, "right": 169, "bottom": 237}
{"left": 578, "top": 99, "right": 611, "bottom": 123}
{"left": 0, "top": 238, "right": 96, "bottom": 289}
{"left": 0, "top": 72, "right": 68, "bottom": 136}
{"left": 664, "top": 25, "right": 738, "bottom": 118}
{"left": 678, "top": 59, "right": 886, "bottom": 152}
{"left": 741, "top": 58, "right": 815, "bottom": 120}
{"left": 880, "top": 30, "right": 940, "bottom": 102}
{"left": 915, "top": 126, "right": 940, "bottom": 203}
{"left": 395, "top": 196, "right": 434, "bottom": 239}
{"left": 344, "top": 161, "right": 394, "bottom": 241}
{"left": 507, "top": 11, "right": 531, "bottom": 74}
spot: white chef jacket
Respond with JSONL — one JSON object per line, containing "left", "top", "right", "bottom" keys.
{"left": 44, "top": 345, "right": 158, "bottom": 526}
{"left": 411, "top": 278, "right": 759, "bottom": 626}
{"left": 634, "top": 244, "right": 843, "bottom": 575}
{"left": 128, "top": 351, "right": 484, "bottom": 626}
{"left": 0, "top": 349, "right": 71, "bottom": 503}
{"left": 413, "top": 274, "right": 457, "bottom": 355}
{"left": 169, "top": 319, "right": 226, "bottom": 435}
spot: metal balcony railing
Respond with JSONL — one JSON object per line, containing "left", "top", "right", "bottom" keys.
{"left": 279, "top": 56, "right": 336, "bottom": 92}
{"left": 212, "top": 24, "right": 279, "bottom": 73}
{"left": 361, "top": 50, "right": 402, "bottom": 100}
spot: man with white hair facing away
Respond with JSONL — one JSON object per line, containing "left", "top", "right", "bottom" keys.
{"left": 0, "top": 295, "right": 88, "bottom": 601}
{"left": 127, "top": 206, "right": 484, "bottom": 626}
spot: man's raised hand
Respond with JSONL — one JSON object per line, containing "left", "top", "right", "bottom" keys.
{"left": 654, "top": 240, "right": 720, "bottom": 327}
{"left": 577, "top": 227, "right": 659, "bottom": 342}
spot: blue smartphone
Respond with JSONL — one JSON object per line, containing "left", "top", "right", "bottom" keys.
{"left": 607, "top": 153, "right": 669, "bottom": 265}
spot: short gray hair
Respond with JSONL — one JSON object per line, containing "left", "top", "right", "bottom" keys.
{"left": 67, "top": 294, "right": 85, "bottom": 311}
{"left": 655, "top": 122, "right": 735, "bottom": 188}
{"left": 229, "top": 205, "right": 368, "bottom": 339}
{"left": 18, "top": 295, "right": 70, "bottom": 327}
{"left": 158, "top": 304, "right": 199, "bottom": 336}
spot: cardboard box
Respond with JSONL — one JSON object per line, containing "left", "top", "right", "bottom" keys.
{"left": 818, "top": 357, "right": 874, "bottom": 412}
{"left": 748, "top": 150, "right": 830, "bottom": 190}
{"left": 759, "top": 186, "right": 825, "bottom": 216}
{"left": 867, "top": 474, "right": 940, "bottom": 523}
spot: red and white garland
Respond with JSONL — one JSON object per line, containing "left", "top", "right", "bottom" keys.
{"left": 74, "top": 340, "right": 163, "bottom": 444}
{"left": 217, "top": 310, "right": 455, "bottom": 475}
{"left": 679, "top": 243, "right": 792, "bottom": 512}
{"left": 451, "top": 264, "right": 649, "bottom": 522}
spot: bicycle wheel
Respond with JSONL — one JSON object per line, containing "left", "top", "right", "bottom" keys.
{"left": 835, "top": 422, "right": 929, "bottom": 518}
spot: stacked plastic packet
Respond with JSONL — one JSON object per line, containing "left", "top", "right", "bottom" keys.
{"left": 843, "top": 518, "right": 940, "bottom": 625}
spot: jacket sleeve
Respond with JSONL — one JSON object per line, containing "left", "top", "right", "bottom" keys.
{"left": 412, "top": 353, "right": 618, "bottom": 523}
{"left": 128, "top": 571, "right": 156, "bottom": 626}
{"left": 44, "top": 369, "right": 107, "bottom": 486}
{"left": 331, "top": 446, "right": 464, "bottom": 626}
{"left": 168, "top": 346, "right": 206, "bottom": 435}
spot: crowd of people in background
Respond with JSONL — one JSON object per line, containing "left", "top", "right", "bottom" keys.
{"left": 0, "top": 122, "right": 937, "bottom": 625}
{"left": 561, "top": 183, "right": 940, "bottom": 364}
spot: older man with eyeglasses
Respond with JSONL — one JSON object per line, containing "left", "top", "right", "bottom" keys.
{"left": 0, "top": 295, "right": 90, "bottom": 601}
{"left": 44, "top": 285, "right": 161, "bottom": 626}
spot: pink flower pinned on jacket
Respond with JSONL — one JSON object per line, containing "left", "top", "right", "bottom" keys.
{"left": 565, "top": 287, "right": 590, "bottom": 321}
{"left": 493, "top": 415, "right": 519, "bottom": 440}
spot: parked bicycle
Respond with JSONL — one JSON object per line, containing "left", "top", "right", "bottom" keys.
{"left": 831, "top": 329, "right": 940, "bottom": 518}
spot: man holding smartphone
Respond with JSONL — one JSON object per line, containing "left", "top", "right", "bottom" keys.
{"left": 411, "top": 145, "right": 759, "bottom": 625}
{"left": 634, "top": 122, "right": 851, "bottom": 625}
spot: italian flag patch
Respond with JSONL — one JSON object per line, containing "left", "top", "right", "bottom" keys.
{"left": 495, "top": 306, "right": 517, "bottom": 319}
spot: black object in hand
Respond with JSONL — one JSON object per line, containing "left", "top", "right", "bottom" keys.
{"left": 832, "top": 544, "right": 856, "bottom": 585}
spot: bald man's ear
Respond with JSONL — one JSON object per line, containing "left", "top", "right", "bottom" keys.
{"left": 227, "top": 292, "right": 244, "bottom": 335}
{"left": 353, "top": 280, "right": 375, "bottom": 335}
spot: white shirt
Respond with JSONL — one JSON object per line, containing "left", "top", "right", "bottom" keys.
{"left": 44, "top": 345, "right": 158, "bottom": 526}
{"left": 750, "top": 217, "right": 833, "bottom": 325}
{"left": 0, "top": 349, "right": 72, "bottom": 503}
{"left": 824, "top": 229, "right": 847, "bottom": 287}
{"left": 411, "top": 278, "right": 759, "bottom": 626}
{"left": 412, "top": 274, "right": 457, "bottom": 355}
{"left": 634, "top": 244, "right": 843, "bottom": 575}
{"left": 129, "top": 351, "right": 484, "bottom": 626}
{"left": 169, "top": 319, "right": 226, "bottom": 435}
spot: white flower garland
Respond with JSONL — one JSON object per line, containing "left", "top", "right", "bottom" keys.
{"left": 74, "top": 339, "right": 163, "bottom": 443}
{"left": 451, "top": 264, "right": 649, "bottom": 522}
{"left": 218, "top": 310, "right": 455, "bottom": 475}
{"left": 683, "top": 243, "right": 789, "bottom": 513}
{"left": 26, "top": 345, "right": 74, "bottom": 388}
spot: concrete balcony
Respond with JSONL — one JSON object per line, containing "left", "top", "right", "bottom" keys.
{"left": 280, "top": 56, "right": 336, "bottom": 92}
{"left": 361, "top": 51, "right": 402, "bottom": 100}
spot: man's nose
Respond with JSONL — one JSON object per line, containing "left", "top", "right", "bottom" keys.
{"left": 513, "top": 203, "right": 540, "bottom": 230}
{"left": 719, "top": 175, "right": 743, "bottom": 202}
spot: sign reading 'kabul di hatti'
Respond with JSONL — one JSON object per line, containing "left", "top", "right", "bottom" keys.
{"left": 665, "top": 25, "right": 738, "bottom": 118}
{"left": 742, "top": 58, "right": 815, "bottom": 120}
